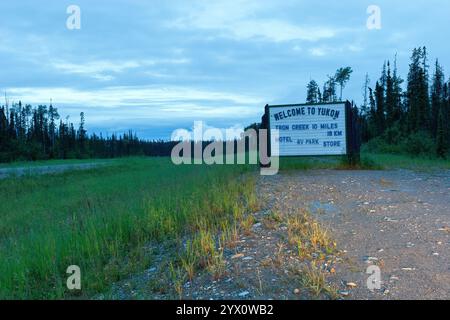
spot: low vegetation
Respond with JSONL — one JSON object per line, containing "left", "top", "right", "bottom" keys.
{"left": 278, "top": 151, "right": 449, "bottom": 172}
{"left": 265, "top": 208, "right": 340, "bottom": 299}
{"left": 0, "top": 157, "right": 257, "bottom": 299}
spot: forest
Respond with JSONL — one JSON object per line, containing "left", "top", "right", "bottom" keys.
{"left": 1, "top": 47, "right": 449, "bottom": 163}
{"left": 306, "top": 46, "right": 449, "bottom": 158}
{"left": 0, "top": 104, "right": 178, "bottom": 162}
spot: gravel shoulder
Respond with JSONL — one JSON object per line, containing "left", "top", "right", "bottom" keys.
{"left": 261, "top": 169, "right": 450, "bottom": 300}
{"left": 103, "top": 168, "right": 450, "bottom": 300}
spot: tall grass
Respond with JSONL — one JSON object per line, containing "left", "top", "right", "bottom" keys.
{"left": 0, "top": 157, "right": 257, "bottom": 299}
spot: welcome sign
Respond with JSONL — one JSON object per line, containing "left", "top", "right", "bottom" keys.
{"left": 265, "top": 102, "right": 350, "bottom": 157}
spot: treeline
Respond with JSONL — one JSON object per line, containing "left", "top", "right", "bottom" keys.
{"left": 0, "top": 102, "right": 177, "bottom": 162}
{"left": 306, "top": 47, "right": 450, "bottom": 158}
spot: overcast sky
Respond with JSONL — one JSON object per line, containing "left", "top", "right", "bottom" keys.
{"left": 1, "top": 0, "right": 450, "bottom": 139}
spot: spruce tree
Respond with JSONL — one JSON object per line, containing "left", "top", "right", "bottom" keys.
{"left": 431, "top": 59, "right": 445, "bottom": 138}
{"left": 374, "top": 81, "right": 385, "bottom": 135}
{"left": 306, "top": 80, "right": 320, "bottom": 104}
{"left": 436, "top": 106, "right": 448, "bottom": 158}
{"left": 385, "top": 61, "right": 395, "bottom": 127}
{"left": 407, "top": 47, "right": 431, "bottom": 133}
{"left": 392, "top": 55, "right": 404, "bottom": 123}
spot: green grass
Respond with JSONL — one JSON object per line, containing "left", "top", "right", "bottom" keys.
{"left": 279, "top": 154, "right": 382, "bottom": 171}
{"left": 362, "top": 152, "right": 450, "bottom": 171}
{"left": 0, "top": 157, "right": 257, "bottom": 299}
{"left": 279, "top": 156, "right": 342, "bottom": 171}
{"left": 278, "top": 152, "right": 450, "bottom": 172}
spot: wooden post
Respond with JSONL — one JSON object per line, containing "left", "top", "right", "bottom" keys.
{"left": 346, "top": 101, "right": 361, "bottom": 166}
{"left": 260, "top": 104, "right": 271, "bottom": 168}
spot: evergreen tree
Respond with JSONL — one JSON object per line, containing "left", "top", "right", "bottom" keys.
{"left": 368, "top": 87, "right": 378, "bottom": 139}
{"left": 436, "top": 106, "right": 448, "bottom": 158}
{"left": 322, "top": 75, "right": 337, "bottom": 102}
{"left": 385, "top": 61, "right": 395, "bottom": 127}
{"left": 391, "top": 55, "right": 404, "bottom": 123}
{"left": 374, "top": 81, "right": 385, "bottom": 135}
{"left": 407, "top": 48, "right": 420, "bottom": 132}
{"left": 335, "top": 67, "right": 353, "bottom": 101}
{"left": 78, "top": 112, "right": 87, "bottom": 156}
{"left": 431, "top": 59, "right": 445, "bottom": 138}
{"left": 306, "top": 80, "right": 320, "bottom": 104}
{"left": 444, "top": 81, "right": 450, "bottom": 145}
{"left": 361, "top": 73, "right": 370, "bottom": 115}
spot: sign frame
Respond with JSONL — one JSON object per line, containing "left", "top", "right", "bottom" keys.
{"left": 262, "top": 101, "right": 359, "bottom": 160}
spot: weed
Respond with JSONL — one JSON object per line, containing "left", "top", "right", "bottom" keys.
{"left": 240, "top": 215, "right": 256, "bottom": 236}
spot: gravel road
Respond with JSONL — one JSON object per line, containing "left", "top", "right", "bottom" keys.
{"left": 0, "top": 162, "right": 107, "bottom": 179}
{"left": 260, "top": 169, "right": 450, "bottom": 299}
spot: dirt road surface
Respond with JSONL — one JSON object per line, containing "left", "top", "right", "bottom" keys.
{"left": 260, "top": 169, "right": 450, "bottom": 299}
{"left": 0, "top": 162, "right": 107, "bottom": 179}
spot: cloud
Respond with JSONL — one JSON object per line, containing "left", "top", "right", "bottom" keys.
{"left": 309, "top": 44, "right": 363, "bottom": 57}
{"left": 5, "top": 85, "right": 265, "bottom": 120}
{"left": 2, "top": 0, "right": 450, "bottom": 139}
{"left": 50, "top": 58, "right": 190, "bottom": 81}
{"left": 168, "top": 0, "right": 338, "bottom": 42}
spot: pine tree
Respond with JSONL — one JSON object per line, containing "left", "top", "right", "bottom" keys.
{"left": 385, "top": 61, "right": 395, "bottom": 127}
{"left": 407, "top": 47, "right": 431, "bottom": 133}
{"left": 374, "top": 81, "right": 385, "bottom": 135}
{"left": 306, "top": 80, "right": 320, "bottom": 104}
{"left": 367, "top": 87, "right": 377, "bottom": 139}
{"left": 361, "top": 73, "right": 370, "bottom": 115}
{"left": 436, "top": 106, "right": 448, "bottom": 158}
{"left": 392, "top": 54, "right": 404, "bottom": 123}
{"left": 323, "top": 75, "right": 337, "bottom": 102}
{"left": 48, "top": 103, "right": 59, "bottom": 157}
{"left": 335, "top": 67, "right": 353, "bottom": 101}
{"left": 78, "top": 112, "right": 87, "bottom": 156}
{"left": 431, "top": 59, "right": 445, "bottom": 138}
{"left": 444, "top": 81, "right": 450, "bottom": 145}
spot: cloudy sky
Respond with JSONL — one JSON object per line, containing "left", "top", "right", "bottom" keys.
{"left": 1, "top": 0, "right": 450, "bottom": 139}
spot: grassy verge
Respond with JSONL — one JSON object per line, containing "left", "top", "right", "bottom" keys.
{"left": 0, "top": 157, "right": 258, "bottom": 299}
{"left": 279, "top": 152, "right": 450, "bottom": 172}
{"left": 362, "top": 152, "right": 450, "bottom": 171}
{"left": 279, "top": 154, "right": 382, "bottom": 171}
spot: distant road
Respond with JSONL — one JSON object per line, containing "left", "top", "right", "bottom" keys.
{"left": 0, "top": 162, "right": 108, "bottom": 179}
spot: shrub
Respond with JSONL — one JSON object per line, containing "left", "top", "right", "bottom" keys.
{"left": 363, "top": 129, "right": 436, "bottom": 157}
{"left": 400, "top": 131, "right": 436, "bottom": 156}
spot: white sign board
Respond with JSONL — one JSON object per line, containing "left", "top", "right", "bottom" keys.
{"left": 268, "top": 103, "right": 347, "bottom": 156}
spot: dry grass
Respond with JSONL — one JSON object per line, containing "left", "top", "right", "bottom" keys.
{"left": 240, "top": 215, "right": 256, "bottom": 236}
{"left": 263, "top": 210, "right": 283, "bottom": 230}
{"left": 286, "top": 209, "right": 336, "bottom": 255}
{"left": 298, "top": 263, "right": 339, "bottom": 299}
{"left": 283, "top": 209, "right": 339, "bottom": 299}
